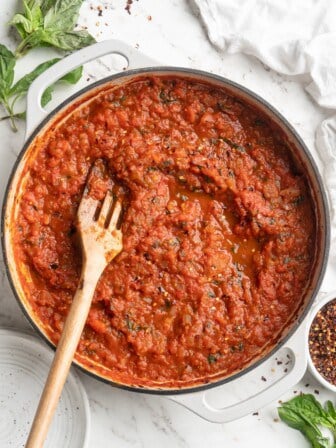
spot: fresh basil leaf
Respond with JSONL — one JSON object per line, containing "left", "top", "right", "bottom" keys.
{"left": 282, "top": 395, "right": 335, "bottom": 430}
{"left": 23, "top": 0, "right": 43, "bottom": 30}
{"left": 42, "top": 29, "right": 95, "bottom": 51}
{"left": 278, "top": 395, "right": 336, "bottom": 448}
{"left": 60, "top": 65, "right": 83, "bottom": 84}
{"left": 41, "top": 65, "right": 83, "bottom": 107}
{"left": 44, "top": 0, "right": 84, "bottom": 32}
{"left": 41, "top": 85, "right": 53, "bottom": 107}
{"left": 0, "top": 48, "right": 82, "bottom": 131}
{"left": 325, "top": 401, "right": 336, "bottom": 421}
{"left": 11, "top": 0, "right": 95, "bottom": 56}
{"left": 9, "top": 14, "right": 32, "bottom": 38}
{"left": 279, "top": 404, "right": 320, "bottom": 433}
{"left": 26, "top": 0, "right": 39, "bottom": 7}
{"left": 15, "top": 111, "right": 26, "bottom": 120}
{"left": 9, "top": 0, "right": 42, "bottom": 37}
{"left": 303, "top": 430, "right": 330, "bottom": 448}
{"left": 278, "top": 406, "right": 308, "bottom": 429}
{"left": 11, "top": 59, "right": 82, "bottom": 106}
{"left": 0, "top": 44, "right": 15, "bottom": 101}
{"left": 325, "top": 401, "right": 336, "bottom": 438}
{"left": 278, "top": 407, "right": 330, "bottom": 448}
{"left": 3, "top": 1, "right": 89, "bottom": 130}
{"left": 15, "top": 29, "right": 46, "bottom": 56}
{"left": 40, "top": 0, "right": 54, "bottom": 15}
{"left": 10, "top": 58, "right": 60, "bottom": 98}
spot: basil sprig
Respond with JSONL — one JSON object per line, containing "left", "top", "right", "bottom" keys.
{"left": 10, "top": 0, "right": 96, "bottom": 57}
{"left": 278, "top": 394, "right": 336, "bottom": 448}
{"left": 0, "top": 44, "right": 82, "bottom": 131}
{"left": 0, "top": 0, "right": 96, "bottom": 130}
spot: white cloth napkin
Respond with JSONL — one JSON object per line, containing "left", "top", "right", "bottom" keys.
{"left": 192, "top": 0, "right": 336, "bottom": 269}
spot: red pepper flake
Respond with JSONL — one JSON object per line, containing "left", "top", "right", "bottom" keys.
{"left": 147, "top": 15, "right": 152, "bottom": 21}
{"left": 309, "top": 299, "right": 336, "bottom": 386}
{"left": 125, "top": 0, "right": 138, "bottom": 15}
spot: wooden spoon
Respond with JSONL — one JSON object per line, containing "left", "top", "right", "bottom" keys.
{"left": 26, "top": 160, "right": 124, "bottom": 448}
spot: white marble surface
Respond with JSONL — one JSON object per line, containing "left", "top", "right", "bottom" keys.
{"left": 0, "top": 1, "right": 335, "bottom": 447}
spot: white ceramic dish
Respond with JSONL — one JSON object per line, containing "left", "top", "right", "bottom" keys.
{"left": 1, "top": 39, "right": 329, "bottom": 423}
{"left": 0, "top": 328, "right": 90, "bottom": 447}
{"left": 306, "top": 291, "right": 336, "bottom": 393}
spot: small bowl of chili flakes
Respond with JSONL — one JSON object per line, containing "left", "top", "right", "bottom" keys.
{"left": 307, "top": 292, "right": 336, "bottom": 392}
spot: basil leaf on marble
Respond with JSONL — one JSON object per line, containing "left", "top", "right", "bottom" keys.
{"left": 10, "top": 0, "right": 43, "bottom": 39}
{"left": 10, "top": 58, "right": 60, "bottom": 98}
{"left": 41, "top": 65, "right": 83, "bottom": 107}
{"left": 0, "top": 44, "right": 82, "bottom": 131}
{"left": 43, "top": 0, "right": 85, "bottom": 31}
{"left": 41, "top": 29, "right": 95, "bottom": 52}
{"left": 10, "top": 0, "right": 96, "bottom": 57}
{"left": 0, "top": 45, "right": 16, "bottom": 101}
{"left": 278, "top": 394, "right": 336, "bottom": 448}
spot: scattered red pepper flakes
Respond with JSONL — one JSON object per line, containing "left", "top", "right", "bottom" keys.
{"left": 309, "top": 299, "right": 336, "bottom": 386}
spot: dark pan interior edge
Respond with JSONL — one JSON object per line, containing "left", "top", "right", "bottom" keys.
{"left": 1, "top": 67, "right": 330, "bottom": 395}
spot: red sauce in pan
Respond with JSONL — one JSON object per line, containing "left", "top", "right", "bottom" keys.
{"left": 12, "top": 76, "right": 316, "bottom": 388}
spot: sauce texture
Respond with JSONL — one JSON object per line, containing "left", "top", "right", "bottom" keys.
{"left": 13, "top": 76, "right": 316, "bottom": 388}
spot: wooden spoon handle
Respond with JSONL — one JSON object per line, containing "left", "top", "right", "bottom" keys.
{"left": 26, "top": 278, "right": 96, "bottom": 448}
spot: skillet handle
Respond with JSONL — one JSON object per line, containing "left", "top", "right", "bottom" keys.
{"left": 169, "top": 324, "right": 307, "bottom": 423}
{"left": 25, "top": 39, "right": 158, "bottom": 139}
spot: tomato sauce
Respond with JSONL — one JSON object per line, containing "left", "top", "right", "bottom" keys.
{"left": 13, "top": 76, "right": 316, "bottom": 388}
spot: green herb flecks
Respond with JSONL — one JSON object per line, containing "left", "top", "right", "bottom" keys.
{"left": 159, "top": 89, "right": 176, "bottom": 104}
{"left": 230, "top": 342, "right": 244, "bottom": 352}
{"left": 293, "top": 195, "right": 305, "bottom": 206}
{"left": 10, "top": 0, "right": 96, "bottom": 57}
{"left": 254, "top": 118, "right": 265, "bottom": 126}
{"left": 147, "top": 166, "right": 158, "bottom": 172}
{"left": 216, "top": 101, "right": 230, "bottom": 112}
{"left": 207, "top": 353, "right": 218, "bottom": 364}
{"left": 125, "top": 316, "right": 142, "bottom": 331}
{"left": 220, "top": 137, "right": 246, "bottom": 152}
